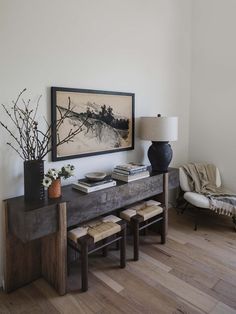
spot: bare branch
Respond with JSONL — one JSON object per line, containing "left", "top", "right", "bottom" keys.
{"left": 0, "top": 91, "right": 88, "bottom": 161}
{"left": 41, "top": 116, "right": 88, "bottom": 158}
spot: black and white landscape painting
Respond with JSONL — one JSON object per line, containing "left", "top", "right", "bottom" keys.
{"left": 52, "top": 88, "right": 134, "bottom": 160}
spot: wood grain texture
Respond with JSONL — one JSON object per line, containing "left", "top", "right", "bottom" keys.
{"left": 3, "top": 201, "right": 41, "bottom": 293}
{"left": 41, "top": 203, "right": 67, "bottom": 296}
{"left": 1, "top": 208, "right": 235, "bottom": 314}
{"left": 2, "top": 170, "right": 177, "bottom": 296}
{"left": 91, "top": 270, "right": 124, "bottom": 293}
{"left": 6, "top": 168, "right": 179, "bottom": 242}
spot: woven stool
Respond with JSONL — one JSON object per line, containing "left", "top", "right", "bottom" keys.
{"left": 120, "top": 200, "right": 165, "bottom": 261}
{"left": 67, "top": 215, "right": 126, "bottom": 292}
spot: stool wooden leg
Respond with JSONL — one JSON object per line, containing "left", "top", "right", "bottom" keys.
{"left": 133, "top": 220, "right": 139, "bottom": 261}
{"left": 120, "top": 228, "right": 126, "bottom": 268}
{"left": 102, "top": 239, "right": 108, "bottom": 257}
{"left": 80, "top": 241, "right": 88, "bottom": 292}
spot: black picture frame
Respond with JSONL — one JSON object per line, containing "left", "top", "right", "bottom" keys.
{"left": 51, "top": 86, "right": 135, "bottom": 161}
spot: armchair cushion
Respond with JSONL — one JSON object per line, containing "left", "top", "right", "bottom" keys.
{"left": 184, "top": 192, "right": 209, "bottom": 209}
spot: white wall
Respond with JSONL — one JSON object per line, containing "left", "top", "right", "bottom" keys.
{"left": 190, "top": 0, "right": 236, "bottom": 191}
{"left": 0, "top": 0, "right": 192, "bottom": 285}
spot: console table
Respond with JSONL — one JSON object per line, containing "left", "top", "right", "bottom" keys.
{"left": 3, "top": 168, "right": 179, "bottom": 295}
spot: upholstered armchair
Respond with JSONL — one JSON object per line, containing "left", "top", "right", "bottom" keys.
{"left": 178, "top": 166, "right": 236, "bottom": 231}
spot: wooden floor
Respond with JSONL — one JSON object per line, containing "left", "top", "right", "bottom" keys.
{"left": 1, "top": 208, "right": 236, "bottom": 314}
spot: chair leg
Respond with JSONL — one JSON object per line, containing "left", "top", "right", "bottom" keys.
{"left": 133, "top": 220, "right": 139, "bottom": 261}
{"left": 194, "top": 208, "right": 199, "bottom": 231}
{"left": 232, "top": 216, "right": 236, "bottom": 231}
{"left": 120, "top": 228, "right": 126, "bottom": 268}
{"left": 181, "top": 202, "right": 188, "bottom": 214}
{"left": 80, "top": 241, "right": 88, "bottom": 292}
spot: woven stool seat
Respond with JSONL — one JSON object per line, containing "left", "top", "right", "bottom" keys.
{"left": 68, "top": 215, "right": 122, "bottom": 243}
{"left": 120, "top": 200, "right": 163, "bottom": 222}
{"left": 88, "top": 222, "right": 121, "bottom": 243}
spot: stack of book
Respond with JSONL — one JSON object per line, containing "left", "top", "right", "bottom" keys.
{"left": 112, "top": 162, "right": 150, "bottom": 182}
{"left": 73, "top": 176, "right": 116, "bottom": 193}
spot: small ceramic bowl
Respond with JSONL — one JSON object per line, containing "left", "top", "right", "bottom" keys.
{"left": 85, "top": 172, "right": 107, "bottom": 182}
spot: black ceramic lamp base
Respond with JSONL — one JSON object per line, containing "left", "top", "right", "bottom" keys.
{"left": 147, "top": 141, "right": 173, "bottom": 173}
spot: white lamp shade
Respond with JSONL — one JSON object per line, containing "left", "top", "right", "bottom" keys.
{"left": 140, "top": 116, "right": 178, "bottom": 141}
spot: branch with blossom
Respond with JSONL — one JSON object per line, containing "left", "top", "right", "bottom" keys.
{"left": 0, "top": 89, "right": 88, "bottom": 160}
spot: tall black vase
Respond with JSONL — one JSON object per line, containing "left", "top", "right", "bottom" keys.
{"left": 24, "top": 160, "right": 45, "bottom": 202}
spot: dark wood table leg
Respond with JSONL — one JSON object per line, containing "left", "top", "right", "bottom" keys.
{"left": 120, "top": 226, "right": 126, "bottom": 268}
{"left": 132, "top": 219, "right": 139, "bottom": 261}
{"left": 153, "top": 172, "right": 169, "bottom": 235}
{"left": 80, "top": 240, "right": 88, "bottom": 292}
{"left": 41, "top": 202, "right": 67, "bottom": 296}
{"left": 163, "top": 173, "right": 169, "bottom": 235}
{"left": 3, "top": 201, "right": 41, "bottom": 293}
{"left": 160, "top": 217, "right": 166, "bottom": 244}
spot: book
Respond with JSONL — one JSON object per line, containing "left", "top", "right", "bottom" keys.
{"left": 111, "top": 170, "right": 150, "bottom": 182}
{"left": 113, "top": 167, "right": 148, "bottom": 175}
{"left": 72, "top": 180, "right": 116, "bottom": 193}
{"left": 115, "top": 162, "right": 147, "bottom": 172}
{"left": 78, "top": 176, "right": 113, "bottom": 187}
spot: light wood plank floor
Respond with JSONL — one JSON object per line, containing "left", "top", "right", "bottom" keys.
{"left": 0, "top": 208, "right": 236, "bottom": 314}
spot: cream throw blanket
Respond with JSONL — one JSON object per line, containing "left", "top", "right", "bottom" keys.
{"left": 182, "top": 163, "right": 236, "bottom": 217}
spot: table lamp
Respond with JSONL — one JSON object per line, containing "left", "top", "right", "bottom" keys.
{"left": 140, "top": 114, "right": 178, "bottom": 172}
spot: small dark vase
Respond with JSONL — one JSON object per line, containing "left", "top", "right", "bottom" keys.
{"left": 24, "top": 160, "right": 45, "bottom": 202}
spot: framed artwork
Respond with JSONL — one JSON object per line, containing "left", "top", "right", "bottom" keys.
{"left": 51, "top": 87, "right": 135, "bottom": 161}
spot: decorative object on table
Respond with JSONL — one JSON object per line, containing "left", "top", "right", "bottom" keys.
{"left": 112, "top": 171, "right": 150, "bottom": 182}
{"left": 140, "top": 114, "right": 178, "bottom": 172}
{"left": 111, "top": 162, "right": 150, "bottom": 182}
{"left": 113, "top": 162, "right": 148, "bottom": 174}
{"left": 78, "top": 176, "right": 113, "bottom": 187}
{"left": 23, "top": 160, "right": 45, "bottom": 202}
{"left": 51, "top": 87, "right": 135, "bottom": 161}
{"left": 73, "top": 176, "right": 116, "bottom": 193}
{"left": 43, "top": 164, "right": 75, "bottom": 199}
{"left": 85, "top": 172, "right": 107, "bottom": 182}
{"left": 0, "top": 89, "right": 84, "bottom": 202}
